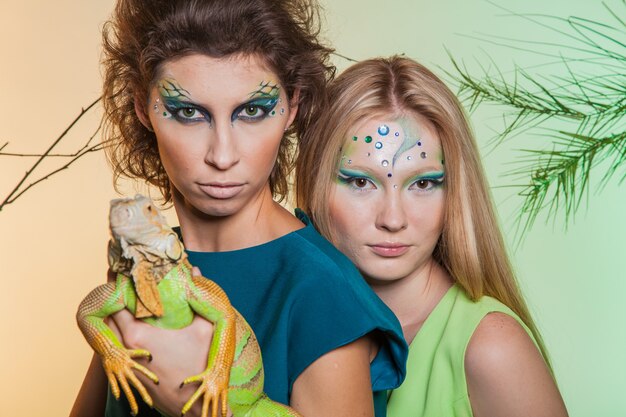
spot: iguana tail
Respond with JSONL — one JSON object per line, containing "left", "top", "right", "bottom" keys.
{"left": 227, "top": 313, "right": 301, "bottom": 417}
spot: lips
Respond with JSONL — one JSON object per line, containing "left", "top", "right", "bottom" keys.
{"left": 199, "top": 182, "right": 245, "bottom": 199}
{"left": 369, "top": 243, "right": 410, "bottom": 257}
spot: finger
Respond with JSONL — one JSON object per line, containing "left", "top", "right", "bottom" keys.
{"left": 128, "top": 348, "right": 153, "bottom": 362}
{"left": 192, "top": 266, "right": 202, "bottom": 277}
{"left": 106, "top": 370, "right": 120, "bottom": 399}
{"left": 126, "top": 370, "right": 153, "bottom": 408}
{"left": 131, "top": 360, "right": 159, "bottom": 384}
{"left": 181, "top": 373, "right": 203, "bottom": 386}
{"left": 202, "top": 393, "right": 210, "bottom": 417}
{"left": 118, "top": 373, "right": 138, "bottom": 416}
{"left": 182, "top": 385, "right": 204, "bottom": 416}
{"left": 221, "top": 390, "right": 229, "bottom": 417}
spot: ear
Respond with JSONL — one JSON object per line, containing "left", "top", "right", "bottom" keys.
{"left": 134, "top": 93, "right": 154, "bottom": 131}
{"left": 163, "top": 233, "right": 183, "bottom": 261}
{"left": 285, "top": 88, "right": 300, "bottom": 130}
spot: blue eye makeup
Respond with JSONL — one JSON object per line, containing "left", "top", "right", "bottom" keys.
{"left": 336, "top": 168, "right": 378, "bottom": 191}
{"left": 154, "top": 79, "right": 282, "bottom": 125}
{"left": 162, "top": 100, "right": 212, "bottom": 124}
{"left": 406, "top": 171, "right": 445, "bottom": 191}
{"left": 156, "top": 78, "right": 212, "bottom": 124}
{"left": 232, "top": 95, "right": 279, "bottom": 123}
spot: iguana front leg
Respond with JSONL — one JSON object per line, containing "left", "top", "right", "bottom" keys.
{"left": 76, "top": 280, "right": 159, "bottom": 415}
{"left": 180, "top": 273, "right": 237, "bottom": 417}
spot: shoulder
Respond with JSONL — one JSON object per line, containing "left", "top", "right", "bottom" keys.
{"left": 464, "top": 312, "right": 567, "bottom": 417}
{"left": 465, "top": 312, "right": 540, "bottom": 376}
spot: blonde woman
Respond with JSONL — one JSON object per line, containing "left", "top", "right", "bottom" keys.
{"left": 297, "top": 56, "right": 568, "bottom": 417}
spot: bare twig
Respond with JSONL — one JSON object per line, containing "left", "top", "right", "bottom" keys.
{"left": 0, "top": 97, "right": 103, "bottom": 211}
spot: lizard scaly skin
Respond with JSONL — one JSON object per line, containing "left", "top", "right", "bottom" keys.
{"left": 76, "top": 195, "right": 301, "bottom": 417}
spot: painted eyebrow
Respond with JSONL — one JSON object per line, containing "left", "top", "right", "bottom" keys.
{"left": 157, "top": 78, "right": 192, "bottom": 101}
{"left": 249, "top": 81, "right": 280, "bottom": 99}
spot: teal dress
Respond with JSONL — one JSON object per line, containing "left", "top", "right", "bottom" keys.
{"left": 105, "top": 210, "right": 407, "bottom": 416}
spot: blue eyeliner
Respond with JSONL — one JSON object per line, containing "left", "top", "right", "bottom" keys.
{"left": 404, "top": 171, "right": 446, "bottom": 189}
{"left": 162, "top": 98, "right": 211, "bottom": 124}
{"left": 336, "top": 168, "right": 380, "bottom": 189}
{"left": 231, "top": 96, "right": 279, "bottom": 123}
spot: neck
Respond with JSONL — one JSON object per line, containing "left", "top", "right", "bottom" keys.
{"left": 173, "top": 185, "right": 303, "bottom": 252}
{"left": 370, "top": 259, "right": 453, "bottom": 344}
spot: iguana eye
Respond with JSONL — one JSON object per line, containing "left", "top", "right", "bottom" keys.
{"left": 147, "top": 205, "right": 153, "bottom": 212}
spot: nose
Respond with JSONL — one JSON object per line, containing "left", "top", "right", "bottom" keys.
{"left": 375, "top": 192, "right": 408, "bottom": 232}
{"left": 204, "top": 124, "right": 239, "bottom": 170}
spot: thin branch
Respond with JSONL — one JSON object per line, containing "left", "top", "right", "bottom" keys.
{"left": 0, "top": 97, "right": 102, "bottom": 211}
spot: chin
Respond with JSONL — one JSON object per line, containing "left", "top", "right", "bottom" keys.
{"left": 190, "top": 198, "right": 245, "bottom": 218}
{"left": 360, "top": 266, "right": 411, "bottom": 286}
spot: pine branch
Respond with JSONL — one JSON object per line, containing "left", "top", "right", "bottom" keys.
{"left": 447, "top": 0, "right": 626, "bottom": 232}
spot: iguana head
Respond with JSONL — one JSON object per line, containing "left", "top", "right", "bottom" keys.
{"left": 108, "top": 194, "right": 185, "bottom": 317}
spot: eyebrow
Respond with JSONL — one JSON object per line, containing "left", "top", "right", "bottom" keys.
{"left": 157, "top": 78, "right": 191, "bottom": 101}
{"left": 249, "top": 81, "right": 280, "bottom": 99}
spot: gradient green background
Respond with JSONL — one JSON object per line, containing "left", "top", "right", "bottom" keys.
{"left": 0, "top": 1, "right": 623, "bottom": 416}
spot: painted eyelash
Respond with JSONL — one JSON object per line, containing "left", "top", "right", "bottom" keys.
{"left": 336, "top": 173, "right": 377, "bottom": 191}
{"left": 409, "top": 174, "right": 445, "bottom": 190}
{"left": 162, "top": 100, "right": 210, "bottom": 124}
{"left": 232, "top": 96, "right": 279, "bottom": 122}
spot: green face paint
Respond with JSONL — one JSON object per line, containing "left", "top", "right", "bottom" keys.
{"left": 249, "top": 81, "right": 280, "bottom": 99}
{"left": 232, "top": 81, "right": 281, "bottom": 123}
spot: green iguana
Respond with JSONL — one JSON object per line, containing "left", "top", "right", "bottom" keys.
{"left": 76, "top": 194, "right": 301, "bottom": 417}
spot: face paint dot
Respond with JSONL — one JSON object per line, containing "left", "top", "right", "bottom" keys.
{"left": 382, "top": 160, "right": 389, "bottom": 167}
{"left": 375, "top": 142, "right": 383, "bottom": 149}
{"left": 394, "top": 184, "right": 398, "bottom": 189}
{"left": 153, "top": 104, "right": 159, "bottom": 112}
{"left": 395, "top": 132, "right": 400, "bottom": 137}
{"left": 378, "top": 124, "right": 390, "bottom": 136}
{"left": 280, "top": 108, "right": 285, "bottom": 115}
{"left": 367, "top": 152, "right": 371, "bottom": 157}
{"left": 348, "top": 159, "right": 352, "bottom": 165}
{"left": 163, "top": 112, "right": 168, "bottom": 117}
{"left": 407, "top": 156, "right": 412, "bottom": 161}
{"left": 353, "top": 136, "right": 358, "bottom": 141}
{"left": 442, "top": 159, "right": 445, "bottom": 165}
{"left": 365, "top": 136, "right": 373, "bottom": 143}
{"left": 418, "top": 141, "right": 422, "bottom": 146}
{"left": 271, "top": 110, "right": 276, "bottom": 116}
{"left": 421, "top": 152, "right": 427, "bottom": 159}
{"left": 387, "top": 173, "right": 392, "bottom": 178}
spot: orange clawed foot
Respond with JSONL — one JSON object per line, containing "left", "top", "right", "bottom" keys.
{"left": 180, "top": 369, "right": 230, "bottom": 417}
{"left": 103, "top": 348, "right": 159, "bottom": 416}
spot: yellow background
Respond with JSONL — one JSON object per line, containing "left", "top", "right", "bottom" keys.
{"left": 1, "top": 1, "right": 623, "bottom": 416}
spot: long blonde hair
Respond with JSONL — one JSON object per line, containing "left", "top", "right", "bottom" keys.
{"left": 297, "top": 56, "right": 551, "bottom": 365}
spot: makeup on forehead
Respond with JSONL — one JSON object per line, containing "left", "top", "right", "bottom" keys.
{"left": 343, "top": 119, "right": 423, "bottom": 160}
{"left": 339, "top": 118, "right": 445, "bottom": 182}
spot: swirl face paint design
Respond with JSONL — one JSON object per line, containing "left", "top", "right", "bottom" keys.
{"left": 336, "top": 117, "right": 445, "bottom": 193}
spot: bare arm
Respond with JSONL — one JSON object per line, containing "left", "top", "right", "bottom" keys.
{"left": 290, "top": 336, "right": 376, "bottom": 417}
{"left": 70, "top": 269, "right": 118, "bottom": 417}
{"left": 69, "top": 353, "right": 108, "bottom": 417}
{"left": 465, "top": 312, "right": 568, "bottom": 417}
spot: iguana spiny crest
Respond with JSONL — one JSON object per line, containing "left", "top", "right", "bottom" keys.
{"left": 108, "top": 195, "right": 184, "bottom": 318}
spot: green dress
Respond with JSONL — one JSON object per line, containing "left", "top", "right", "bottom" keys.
{"left": 387, "top": 284, "right": 539, "bottom": 417}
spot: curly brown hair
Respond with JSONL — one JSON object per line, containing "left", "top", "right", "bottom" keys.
{"left": 102, "top": 0, "right": 335, "bottom": 202}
